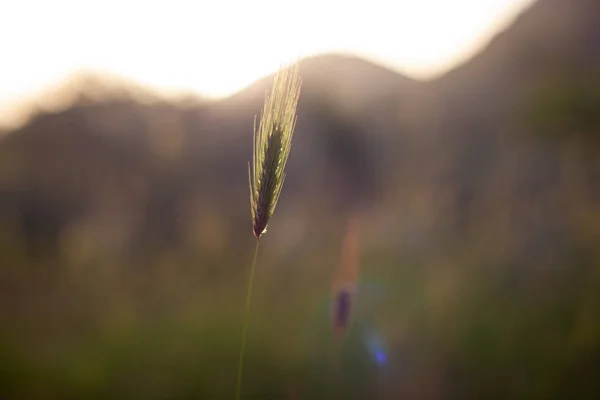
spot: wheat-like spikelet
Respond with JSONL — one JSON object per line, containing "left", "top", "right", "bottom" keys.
{"left": 237, "top": 61, "right": 301, "bottom": 400}
{"left": 249, "top": 62, "right": 302, "bottom": 238}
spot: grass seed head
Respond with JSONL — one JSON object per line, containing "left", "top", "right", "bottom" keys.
{"left": 332, "top": 284, "right": 353, "bottom": 336}
{"left": 249, "top": 62, "right": 302, "bottom": 238}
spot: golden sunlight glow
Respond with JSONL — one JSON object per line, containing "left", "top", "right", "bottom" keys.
{"left": 0, "top": 0, "right": 535, "bottom": 128}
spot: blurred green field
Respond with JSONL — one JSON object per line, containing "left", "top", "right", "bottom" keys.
{"left": 1, "top": 0, "right": 600, "bottom": 397}
{"left": 2, "top": 219, "right": 600, "bottom": 399}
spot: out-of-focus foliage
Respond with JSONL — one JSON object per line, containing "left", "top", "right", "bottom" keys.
{"left": 1, "top": 0, "right": 600, "bottom": 398}
{"left": 525, "top": 79, "right": 600, "bottom": 144}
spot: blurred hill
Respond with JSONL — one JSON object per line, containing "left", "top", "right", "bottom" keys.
{"left": 0, "top": 53, "right": 423, "bottom": 262}
{"left": 1, "top": 0, "right": 597, "bottom": 262}
{"left": 1, "top": 0, "right": 600, "bottom": 397}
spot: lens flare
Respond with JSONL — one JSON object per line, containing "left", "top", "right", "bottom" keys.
{"left": 366, "top": 331, "right": 388, "bottom": 366}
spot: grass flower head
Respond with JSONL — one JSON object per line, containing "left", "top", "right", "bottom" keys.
{"left": 249, "top": 62, "right": 302, "bottom": 238}
{"left": 237, "top": 61, "right": 301, "bottom": 400}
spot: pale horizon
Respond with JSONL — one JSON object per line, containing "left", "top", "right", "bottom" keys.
{"left": 0, "top": 0, "right": 536, "bottom": 129}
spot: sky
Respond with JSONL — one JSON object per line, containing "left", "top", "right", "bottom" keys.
{"left": 0, "top": 0, "right": 536, "bottom": 128}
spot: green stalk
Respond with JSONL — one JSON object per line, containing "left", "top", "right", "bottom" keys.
{"left": 236, "top": 239, "right": 260, "bottom": 400}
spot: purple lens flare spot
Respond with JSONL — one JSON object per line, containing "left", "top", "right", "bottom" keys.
{"left": 375, "top": 349, "right": 387, "bottom": 364}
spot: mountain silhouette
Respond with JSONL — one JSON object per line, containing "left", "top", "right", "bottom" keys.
{"left": 0, "top": 0, "right": 598, "bottom": 260}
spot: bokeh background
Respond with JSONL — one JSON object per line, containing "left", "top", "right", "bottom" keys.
{"left": 1, "top": 0, "right": 600, "bottom": 398}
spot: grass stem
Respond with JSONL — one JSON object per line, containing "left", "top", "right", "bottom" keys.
{"left": 236, "top": 239, "right": 261, "bottom": 400}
